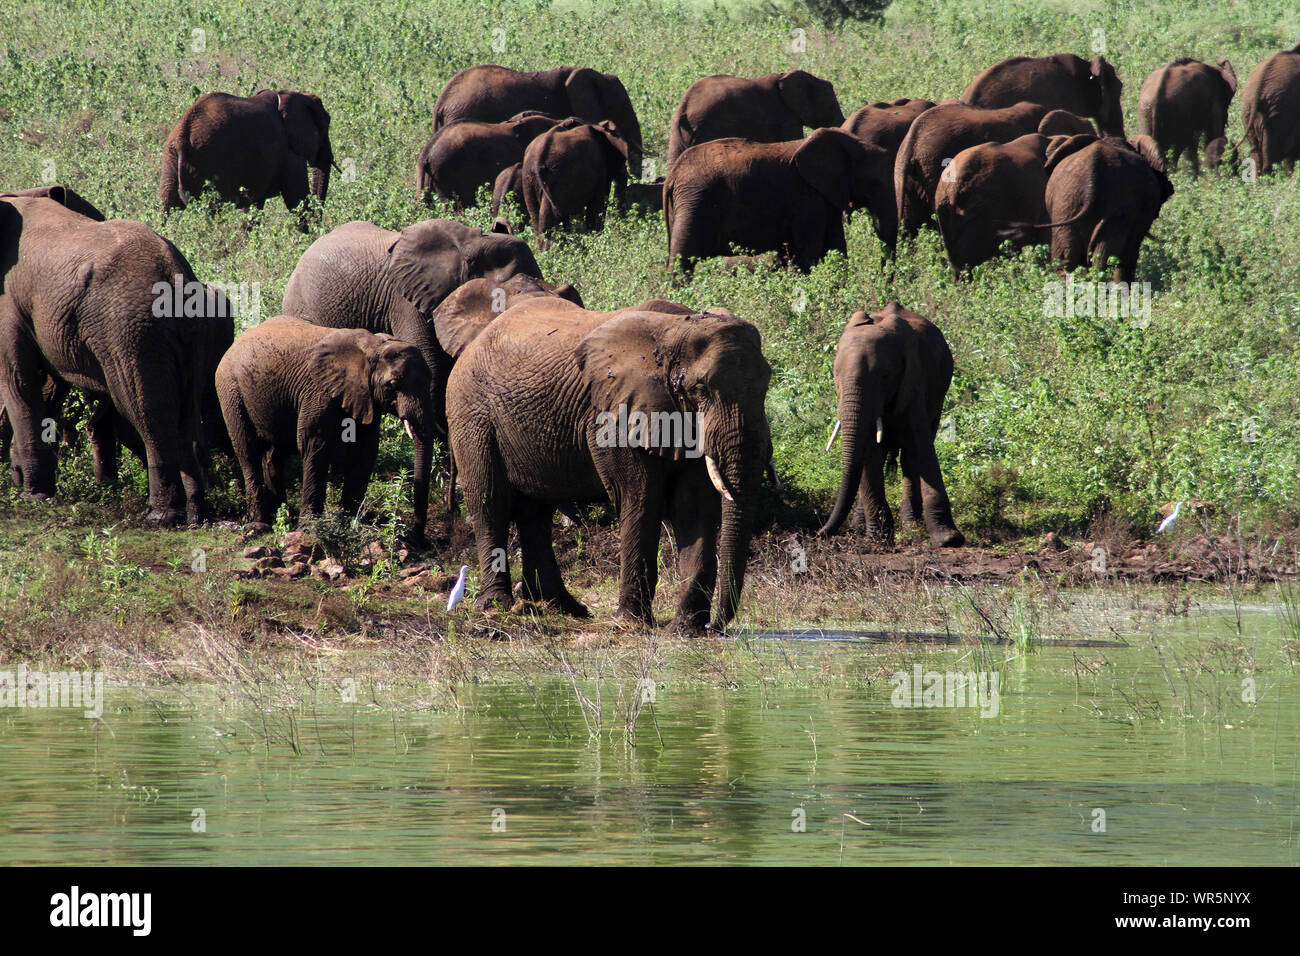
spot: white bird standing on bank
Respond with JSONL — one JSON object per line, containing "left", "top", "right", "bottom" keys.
{"left": 447, "top": 565, "right": 469, "bottom": 610}
{"left": 1156, "top": 501, "right": 1183, "bottom": 534}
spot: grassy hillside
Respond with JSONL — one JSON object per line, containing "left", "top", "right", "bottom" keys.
{"left": 1, "top": 0, "right": 1298, "bottom": 540}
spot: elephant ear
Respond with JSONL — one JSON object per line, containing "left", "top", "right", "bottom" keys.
{"left": 574, "top": 312, "right": 685, "bottom": 459}
{"left": 309, "top": 329, "right": 377, "bottom": 426}
{"left": 0, "top": 200, "right": 19, "bottom": 292}
{"left": 593, "top": 120, "right": 631, "bottom": 162}
{"left": 1044, "top": 133, "right": 1097, "bottom": 175}
{"left": 776, "top": 70, "right": 817, "bottom": 124}
{"left": 564, "top": 68, "right": 608, "bottom": 124}
{"left": 1130, "top": 134, "right": 1166, "bottom": 173}
{"left": 386, "top": 220, "right": 468, "bottom": 316}
{"left": 280, "top": 92, "right": 328, "bottom": 161}
{"left": 794, "top": 127, "right": 854, "bottom": 212}
{"left": 1217, "top": 59, "right": 1238, "bottom": 95}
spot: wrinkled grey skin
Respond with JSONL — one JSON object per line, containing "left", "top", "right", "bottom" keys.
{"left": 159, "top": 90, "right": 334, "bottom": 219}
{"left": 433, "top": 65, "right": 643, "bottom": 179}
{"left": 1241, "top": 43, "right": 1300, "bottom": 174}
{"left": 1138, "top": 58, "right": 1237, "bottom": 176}
{"left": 281, "top": 219, "right": 547, "bottom": 536}
{"left": 217, "top": 317, "right": 434, "bottom": 530}
{"left": 447, "top": 296, "right": 772, "bottom": 634}
{"left": 0, "top": 195, "right": 230, "bottom": 524}
{"left": 668, "top": 70, "right": 844, "bottom": 166}
{"left": 819, "top": 303, "right": 963, "bottom": 548}
{"left": 963, "top": 53, "right": 1126, "bottom": 138}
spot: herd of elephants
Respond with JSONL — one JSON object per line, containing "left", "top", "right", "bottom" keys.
{"left": 1, "top": 44, "right": 1298, "bottom": 633}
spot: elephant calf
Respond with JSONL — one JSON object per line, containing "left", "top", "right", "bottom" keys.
{"left": 521, "top": 118, "right": 631, "bottom": 247}
{"left": 216, "top": 317, "right": 433, "bottom": 533}
{"left": 841, "top": 98, "right": 935, "bottom": 174}
{"left": 416, "top": 111, "right": 559, "bottom": 208}
{"left": 820, "top": 303, "right": 963, "bottom": 548}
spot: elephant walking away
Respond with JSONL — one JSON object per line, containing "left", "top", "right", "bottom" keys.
{"left": 1138, "top": 58, "right": 1237, "bottom": 176}
{"left": 665, "top": 128, "right": 896, "bottom": 272}
{"left": 1043, "top": 134, "right": 1173, "bottom": 282}
{"left": 668, "top": 70, "right": 845, "bottom": 166}
{"left": 819, "top": 303, "right": 963, "bottom": 548}
{"left": 159, "top": 90, "right": 334, "bottom": 219}
{"left": 433, "top": 65, "right": 643, "bottom": 178}
{"left": 521, "top": 118, "right": 631, "bottom": 246}
{"left": 841, "top": 98, "right": 935, "bottom": 172}
{"left": 963, "top": 54, "right": 1126, "bottom": 137}
{"left": 447, "top": 296, "right": 772, "bottom": 633}
{"left": 0, "top": 194, "right": 229, "bottom": 523}
{"left": 1241, "top": 44, "right": 1300, "bottom": 174}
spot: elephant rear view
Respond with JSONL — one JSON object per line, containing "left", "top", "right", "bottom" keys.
{"left": 1138, "top": 58, "right": 1237, "bottom": 176}
{"left": 159, "top": 89, "right": 334, "bottom": 219}
{"left": 665, "top": 128, "right": 896, "bottom": 272}
{"left": 819, "top": 303, "right": 963, "bottom": 548}
{"left": 432, "top": 65, "right": 643, "bottom": 179}
{"left": 447, "top": 296, "right": 772, "bottom": 633}
{"left": 1043, "top": 134, "right": 1173, "bottom": 282}
{"left": 668, "top": 70, "right": 844, "bottom": 166}
{"left": 521, "top": 118, "right": 631, "bottom": 246}
{"left": 841, "top": 98, "right": 935, "bottom": 172}
{"left": 0, "top": 195, "right": 225, "bottom": 524}
{"left": 216, "top": 317, "right": 433, "bottom": 533}
{"left": 1241, "top": 43, "right": 1300, "bottom": 174}
{"left": 894, "top": 100, "right": 1061, "bottom": 237}
{"left": 962, "top": 54, "right": 1126, "bottom": 138}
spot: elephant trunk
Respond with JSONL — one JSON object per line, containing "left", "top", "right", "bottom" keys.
{"left": 818, "top": 389, "right": 869, "bottom": 536}
{"left": 707, "top": 408, "right": 768, "bottom": 628}
{"left": 398, "top": 393, "right": 432, "bottom": 535}
{"left": 311, "top": 138, "right": 334, "bottom": 203}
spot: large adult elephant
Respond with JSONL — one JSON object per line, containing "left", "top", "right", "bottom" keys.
{"left": 0, "top": 195, "right": 229, "bottom": 523}
{"left": 665, "top": 128, "right": 896, "bottom": 272}
{"left": 934, "top": 133, "right": 1064, "bottom": 275}
{"left": 1042, "top": 134, "right": 1173, "bottom": 281}
{"left": 1241, "top": 43, "right": 1300, "bottom": 174}
{"left": 963, "top": 54, "right": 1126, "bottom": 138}
{"left": 895, "top": 101, "right": 1066, "bottom": 236}
{"left": 1138, "top": 58, "right": 1237, "bottom": 176}
{"left": 447, "top": 297, "right": 772, "bottom": 633}
{"left": 281, "top": 219, "right": 553, "bottom": 535}
{"left": 0, "top": 185, "right": 105, "bottom": 221}
{"left": 819, "top": 303, "right": 963, "bottom": 548}
{"left": 667, "top": 70, "right": 845, "bottom": 166}
{"left": 433, "top": 65, "right": 644, "bottom": 179}
{"left": 841, "top": 98, "right": 935, "bottom": 171}
{"left": 217, "top": 317, "right": 433, "bottom": 531}
{"left": 521, "top": 118, "right": 631, "bottom": 246}
{"left": 415, "top": 111, "right": 560, "bottom": 208}
{"left": 159, "top": 90, "right": 334, "bottom": 218}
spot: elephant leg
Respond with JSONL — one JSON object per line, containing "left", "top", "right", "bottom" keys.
{"left": 858, "top": 443, "right": 894, "bottom": 546}
{"left": 339, "top": 424, "right": 381, "bottom": 518}
{"left": 667, "top": 468, "right": 720, "bottom": 633}
{"left": 459, "top": 441, "right": 513, "bottom": 610}
{"left": 900, "top": 446, "right": 924, "bottom": 532}
{"left": 903, "top": 426, "right": 963, "bottom": 548}
{"left": 609, "top": 459, "right": 664, "bottom": 625}
{"left": 1052, "top": 223, "right": 1086, "bottom": 273}
{"left": 298, "top": 432, "right": 331, "bottom": 522}
{"left": 87, "top": 399, "right": 119, "bottom": 484}
{"left": 514, "top": 499, "right": 588, "bottom": 617}
{"left": 0, "top": 301, "right": 57, "bottom": 496}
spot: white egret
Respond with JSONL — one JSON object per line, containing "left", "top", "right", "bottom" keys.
{"left": 447, "top": 565, "right": 469, "bottom": 610}
{"left": 1156, "top": 501, "right": 1183, "bottom": 534}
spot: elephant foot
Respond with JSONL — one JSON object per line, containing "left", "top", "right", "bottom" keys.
{"left": 476, "top": 588, "right": 513, "bottom": 613}
{"left": 668, "top": 614, "right": 709, "bottom": 638}
{"left": 23, "top": 490, "right": 53, "bottom": 502}
{"left": 553, "top": 593, "right": 590, "bottom": 618}
{"left": 147, "top": 507, "right": 185, "bottom": 527}
{"left": 243, "top": 521, "right": 272, "bottom": 536}
{"left": 400, "top": 525, "right": 431, "bottom": 551}
{"left": 931, "top": 529, "right": 966, "bottom": 548}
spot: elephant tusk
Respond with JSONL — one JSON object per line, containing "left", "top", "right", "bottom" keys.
{"left": 705, "top": 455, "right": 736, "bottom": 503}
{"left": 403, "top": 419, "right": 416, "bottom": 441}
{"left": 876, "top": 417, "right": 884, "bottom": 444}
{"left": 824, "top": 419, "right": 841, "bottom": 452}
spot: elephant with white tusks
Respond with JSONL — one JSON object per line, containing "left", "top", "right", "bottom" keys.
{"left": 819, "top": 303, "right": 964, "bottom": 548}
{"left": 447, "top": 296, "right": 772, "bottom": 634}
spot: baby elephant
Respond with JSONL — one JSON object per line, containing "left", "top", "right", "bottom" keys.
{"left": 521, "top": 117, "right": 631, "bottom": 246}
{"left": 819, "top": 303, "right": 963, "bottom": 548}
{"left": 217, "top": 316, "right": 433, "bottom": 532}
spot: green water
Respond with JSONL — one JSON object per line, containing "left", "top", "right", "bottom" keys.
{"left": 2, "top": 606, "right": 1297, "bottom": 865}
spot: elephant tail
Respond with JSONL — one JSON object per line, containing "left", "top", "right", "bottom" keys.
{"left": 993, "top": 206, "right": 1090, "bottom": 244}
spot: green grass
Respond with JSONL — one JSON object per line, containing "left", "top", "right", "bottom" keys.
{"left": 2, "top": 0, "right": 1299, "bottom": 539}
